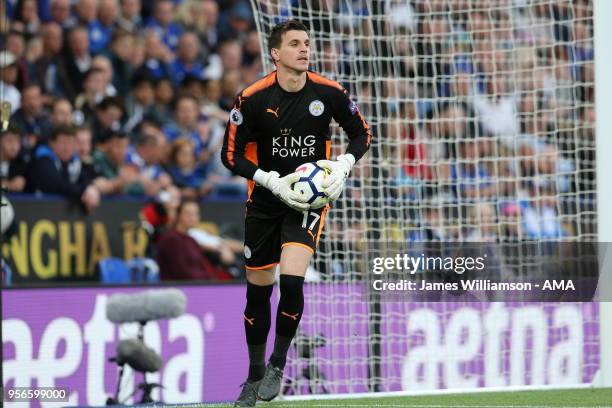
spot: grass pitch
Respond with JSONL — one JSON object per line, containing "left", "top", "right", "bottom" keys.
{"left": 188, "top": 387, "right": 612, "bottom": 407}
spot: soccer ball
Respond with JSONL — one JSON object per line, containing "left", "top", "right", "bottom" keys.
{"left": 292, "top": 162, "right": 329, "bottom": 209}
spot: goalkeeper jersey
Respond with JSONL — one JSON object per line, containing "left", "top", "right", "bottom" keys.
{"left": 221, "top": 70, "right": 371, "bottom": 207}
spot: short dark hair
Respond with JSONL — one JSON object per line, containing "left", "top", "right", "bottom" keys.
{"left": 134, "top": 132, "right": 158, "bottom": 147}
{"left": 267, "top": 19, "right": 309, "bottom": 56}
{"left": 50, "top": 125, "right": 77, "bottom": 141}
{"left": 96, "top": 96, "right": 124, "bottom": 113}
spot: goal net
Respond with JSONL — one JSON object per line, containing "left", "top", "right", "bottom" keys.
{"left": 250, "top": 0, "right": 598, "bottom": 396}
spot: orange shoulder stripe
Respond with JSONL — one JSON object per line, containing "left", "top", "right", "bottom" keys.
{"left": 242, "top": 72, "right": 277, "bottom": 98}
{"left": 308, "top": 72, "right": 344, "bottom": 91}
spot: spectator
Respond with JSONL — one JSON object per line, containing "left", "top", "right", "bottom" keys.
{"left": 107, "top": 30, "right": 136, "bottom": 94}
{"left": 49, "top": 0, "right": 76, "bottom": 30}
{"left": 520, "top": 183, "right": 566, "bottom": 239}
{"left": 90, "top": 96, "right": 124, "bottom": 144}
{"left": 176, "top": 0, "right": 210, "bottom": 52}
{"left": 124, "top": 71, "right": 157, "bottom": 132}
{"left": 14, "top": 0, "right": 42, "bottom": 39}
{"left": 0, "top": 51, "right": 21, "bottom": 114}
{"left": 156, "top": 199, "right": 235, "bottom": 281}
{"left": 50, "top": 97, "right": 74, "bottom": 126}
{"left": 146, "top": 0, "right": 183, "bottom": 51}
{"left": 218, "top": 0, "right": 253, "bottom": 42}
{"left": 169, "top": 31, "right": 205, "bottom": 86}
{"left": 117, "top": 0, "right": 143, "bottom": 33}
{"left": 200, "top": 0, "right": 220, "bottom": 52}
{"left": 91, "top": 55, "right": 118, "bottom": 97}
{"left": 155, "top": 199, "right": 213, "bottom": 281}
{"left": 30, "top": 22, "right": 66, "bottom": 98}
{"left": 92, "top": 129, "right": 131, "bottom": 194}
{"left": 25, "top": 125, "right": 100, "bottom": 211}
{"left": 471, "top": 72, "right": 520, "bottom": 147}
{"left": 0, "top": 126, "right": 27, "bottom": 192}
{"left": 142, "top": 28, "right": 173, "bottom": 80}
{"left": 98, "top": 0, "right": 120, "bottom": 38}
{"left": 73, "top": 68, "right": 107, "bottom": 125}
{"left": 10, "top": 83, "right": 53, "bottom": 149}
{"left": 150, "top": 76, "right": 174, "bottom": 122}
{"left": 75, "top": 125, "right": 98, "bottom": 181}
{"left": 168, "top": 137, "right": 209, "bottom": 199}
{"left": 465, "top": 203, "right": 497, "bottom": 241}
{"left": 123, "top": 132, "right": 172, "bottom": 196}
{"left": 6, "top": 30, "right": 28, "bottom": 89}
{"left": 163, "top": 94, "right": 209, "bottom": 159}
{"left": 75, "top": 0, "right": 110, "bottom": 55}
{"left": 62, "top": 26, "right": 92, "bottom": 99}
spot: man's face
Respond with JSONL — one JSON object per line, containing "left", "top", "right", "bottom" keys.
{"left": 1, "top": 133, "right": 21, "bottom": 160}
{"left": 178, "top": 34, "right": 199, "bottom": 63}
{"left": 98, "top": 0, "right": 119, "bottom": 25}
{"left": 154, "top": 1, "right": 173, "bottom": 26}
{"left": 107, "top": 137, "right": 128, "bottom": 166}
{"left": 52, "top": 100, "right": 73, "bottom": 125}
{"left": 75, "top": 129, "right": 92, "bottom": 157}
{"left": 273, "top": 30, "right": 310, "bottom": 72}
{"left": 121, "top": 0, "right": 141, "bottom": 18}
{"left": 70, "top": 29, "right": 90, "bottom": 56}
{"left": 0, "top": 65, "right": 18, "bottom": 85}
{"left": 76, "top": 0, "right": 98, "bottom": 23}
{"left": 178, "top": 202, "right": 200, "bottom": 230}
{"left": 51, "top": 0, "right": 72, "bottom": 24}
{"left": 51, "top": 134, "right": 76, "bottom": 162}
{"left": 97, "top": 106, "right": 122, "bottom": 128}
{"left": 22, "top": 87, "right": 42, "bottom": 116}
{"left": 175, "top": 99, "right": 198, "bottom": 127}
{"left": 43, "top": 24, "right": 63, "bottom": 54}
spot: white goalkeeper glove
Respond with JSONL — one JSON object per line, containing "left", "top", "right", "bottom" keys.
{"left": 253, "top": 169, "right": 309, "bottom": 211}
{"left": 316, "top": 153, "right": 355, "bottom": 202}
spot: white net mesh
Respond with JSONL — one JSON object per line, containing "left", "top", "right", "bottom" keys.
{"left": 251, "top": 0, "right": 598, "bottom": 396}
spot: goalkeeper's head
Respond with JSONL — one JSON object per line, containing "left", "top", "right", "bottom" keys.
{"left": 268, "top": 19, "right": 310, "bottom": 72}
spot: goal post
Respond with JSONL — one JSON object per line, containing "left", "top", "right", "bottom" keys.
{"left": 250, "top": 0, "right": 604, "bottom": 397}
{"left": 594, "top": 0, "right": 612, "bottom": 389}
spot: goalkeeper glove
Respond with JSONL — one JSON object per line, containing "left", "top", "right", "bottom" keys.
{"left": 253, "top": 169, "right": 309, "bottom": 211}
{"left": 316, "top": 153, "right": 355, "bottom": 202}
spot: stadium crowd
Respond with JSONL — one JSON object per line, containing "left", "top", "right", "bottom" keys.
{"left": 320, "top": 0, "right": 594, "bottom": 244}
{"left": 0, "top": 0, "right": 596, "bottom": 281}
{"left": 0, "top": 0, "right": 259, "bottom": 209}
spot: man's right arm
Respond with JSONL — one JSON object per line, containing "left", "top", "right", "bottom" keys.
{"left": 220, "top": 94, "right": 259, "bottom": 180}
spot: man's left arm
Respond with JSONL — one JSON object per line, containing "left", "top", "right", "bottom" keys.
{"left": 317, "top": 87, "right": 372, "bottom": 201}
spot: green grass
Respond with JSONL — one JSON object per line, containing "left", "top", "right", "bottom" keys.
{"left": 271, "top": 388, "right": 612, "bottom": 407}
{"left": 149, "top": 388, "right": 612, "bottom": 408}
{"left": 187, "top": 388, "right": 612, "bottom": 407}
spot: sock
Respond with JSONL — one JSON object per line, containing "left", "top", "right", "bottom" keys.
{"left": 270, "top": 275, "right": 305, "bottom": 369}
{"left": 244, "top": 281, "right": 273, "bottom": 381}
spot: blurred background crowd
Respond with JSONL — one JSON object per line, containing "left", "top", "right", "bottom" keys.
{"left": 297, "top": 0, "right": 596, "bottom": 251}
{"left": 0, "top": 0, "right": 597, "bottom": 282}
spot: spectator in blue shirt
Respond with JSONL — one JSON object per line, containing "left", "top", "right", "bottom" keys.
{"left": 168, "top": 137, "right": 210, "bottom": 199}
{"left": 75, "top": 0, "right": 110, "bottom": 55}
{"left": 163, "top": 94, "right": 208, "bottom": 158}
{"left": 146, "top": 0, "right": 183, "bottom": 51}
{"left": 169, "top": 31, "right": 205, "bottom": 86}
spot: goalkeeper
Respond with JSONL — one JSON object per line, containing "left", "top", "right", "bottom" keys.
{"left": 220, "top": 19, "right": 371, "bottom": 407}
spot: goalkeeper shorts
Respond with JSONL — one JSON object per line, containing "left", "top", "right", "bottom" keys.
{"left": 243, "top": 202, "right": 329, "bottom": 270}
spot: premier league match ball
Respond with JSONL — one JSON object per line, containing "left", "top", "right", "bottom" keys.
{"left": 292, "top": 162, "right": 330, "bottom": 209}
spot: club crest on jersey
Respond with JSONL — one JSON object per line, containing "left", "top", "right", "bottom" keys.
{"left": 309, "top": 100, "right": 325, "bottom": 116}
{"left": 244, "top": 245, "right": 251, "bottom": 259}
{"left": 229, "top": 108, "right": 243, "bottom": 125}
